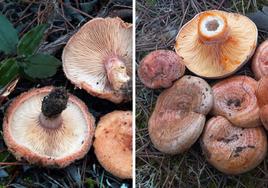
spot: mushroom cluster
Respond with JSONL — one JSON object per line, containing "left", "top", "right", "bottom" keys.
{"left": 2, "top": 17, "right": 132, "bottom": 180}
{"left": 139, "top": 9, "right": 268, "bottom": 175}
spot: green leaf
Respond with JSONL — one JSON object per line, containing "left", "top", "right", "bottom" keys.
{"left": 0, "top": 58, "right": 19, "bottom": 91}
{"left": 22, "top": 54, "right": 61, "bottom": 79}
{"left": 85, "top": 178, "right": 96, "bottom": 188}
{"left": 0, "top": 13, "right": 19, "bottom": 54}
{"left": 17, "top": 24, "right": 48, "bottom": 56}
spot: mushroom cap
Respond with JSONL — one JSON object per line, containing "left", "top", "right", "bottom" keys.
{"left": 149, "top": 75, "right": 213, "bottom": 154}
{"left": 3, "top": 87, "right": 95, "bottom": 168}
{"left": 252, "top": 40, "right": 268, "bottom": 80}
{"left": 212, "top": 75, "right": 261, "bottom": 128}
{"left": 201, "top": 116, "right": 267, "bottom": 175}
{"left": 62, "top": 17, "right": 132, "bottom": 103}
{"left": 138, "top": 50, "right": 185, "bottom": 89}
{"left": 260, "top": 105, "right": 268, "bottom": 131}
{"left": 175, "top": 10, "right": 257, "bottom": 78}
{"left": 256, "top": 76, "right": 268, "bottom": 107}
{"left": 93, "top": 111, "right": 132, "bottom": 179}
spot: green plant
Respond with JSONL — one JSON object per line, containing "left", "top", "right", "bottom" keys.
{"left": 0, "top": 13, "right": 61, "bottom": 93}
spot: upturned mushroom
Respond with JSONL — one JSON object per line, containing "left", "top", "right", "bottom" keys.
{"left": 175, "top": 10, "right": 257, "bottom": 78}
{"left": 3, "top": 87, "right": 95, "bottom": 168}
{"left": 94, "top": 111, "right": 132, "bottom": 179}
{"left": 212, "top": 76, "right": 261, "bottom": 128}
{"left": 62, "top": 17, "right": 132, "bottom": 103}
{"left": 148, "top": 75, "right": 213, "bottom": 154}
{"left": 252, "top": 40, "right": 268, "bottom": 80}
{"left": 138, "top": 50, "right": 185, "bottom": 89}
{"left": 201, "top": 116, "right": 267, "bottom": 175}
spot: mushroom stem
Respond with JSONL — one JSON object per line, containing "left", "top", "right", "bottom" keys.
{"left": 39, "top": 87, "right": 68, "bottom": 129}
{"left": 39, "top": 114, "right": 63, "bottom": 129}
{"left": 198, "top": 13, "right": 229, "bottom": 44}
{"left": 104, "top": 57, "right": 130, "bottom": 91}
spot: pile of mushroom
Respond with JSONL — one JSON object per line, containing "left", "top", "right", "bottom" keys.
{"left": 2, "top": 17, "right": 133, "bottom": 180}
{"left": 139, "top": 9, "right": 268, "bottom": 175}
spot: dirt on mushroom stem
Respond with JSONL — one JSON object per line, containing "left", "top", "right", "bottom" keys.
{"left": 41, "top": 87, "right": 68, "bottom": 118}
{"left": 39, "top": 87, "right": 69, "bottom": 129}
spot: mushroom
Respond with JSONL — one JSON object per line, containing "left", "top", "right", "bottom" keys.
{"left": 175, "top": 10, "right": 257, "bottom": 78}
{"left": 62, "top": 17, "right": 132, "bottom": 103}
{"left": 212, "top": 75, "right": 261, "bottom": 128}
{"left": 252, "top": 40, "right": 268, "bottom": 80}
{"left": 94, "top": 111, "right": 132, "bottom": 179}
{"left": 3, "top": 87, "right": 95, "bottom": 168}
{"left": 201, "top": 116, "right": 267, "bottom": 175}
{"left": 256, "top": 76, "right": 268, "bottom": 107}
{"left": 256, "top": 76, "right": 268, "bottom": 130}
{"left": 148, "top": 75, "right": 213, "bottom": 154}
{"left": 260, "top": 105, "right": 268, "bottom": 131}
{"left": 138, "top": 50, "right": 185, "bottom": 89}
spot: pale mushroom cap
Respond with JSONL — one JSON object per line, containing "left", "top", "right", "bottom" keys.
{"left": 201, "top": 116, "right": 267, "bottom": 175}
{"left": 175, "top": 10, "right": 257, "bottom": 78}
{"left": 212, "top": 75, "right": 261, "bottom": 128}
{"left": 62, "top": 17, "right": 132, "bottom": 103}
{"left": 94, "top": 111, "right": 132, "bottom": 179}
{"left": 149, "top": 75, "right": 213, "bottom": 154}
{"left": 138, "top": 50, "right": 185, "bottom": 89}
{"left": 3, "top": 87, "right": 95, "bottom": 168}
{"left": 252, "top": 40, "right": 268, "bottom": 80}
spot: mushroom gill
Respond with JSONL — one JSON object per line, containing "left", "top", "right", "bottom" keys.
{"left": 3, "top": 87, "right": 95, "bottom": 168}
{"left": 62, "top": 17, "right": 132, "bottom": 103}
{"left": 175, "top": 10, "right": 257, "bottom": 78}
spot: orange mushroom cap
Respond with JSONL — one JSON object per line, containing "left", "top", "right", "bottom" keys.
{"left": 62, "top": 17, "right": 132, "bottom": 103}
{"left": 201, "top": 116, "right": 267, "bottom": 175}
{"left": 138, "top": 50, "right": 185, "bottom": 89}
{"left": 212, "top": 75, "right": 261, "bottom": 128}
{"left": 256, "top": 76, "right": 268, "bottom": 107}
{"left": 3, "top": 87, "right": 95, "bottom": 168}
{"left": 252, "top": 40, "right": 268, "bottom": 80}
{"left": 260, "top": 105, "right": 268, "bottom": 131}
{"left": 149, "top": 75, "right": 213, "bottom": 154}
{"left": 93, "top": 111, "right": 132, "bottom": 179}
{"left": 175, "top": 10, "right": 257, "bottom": 78}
